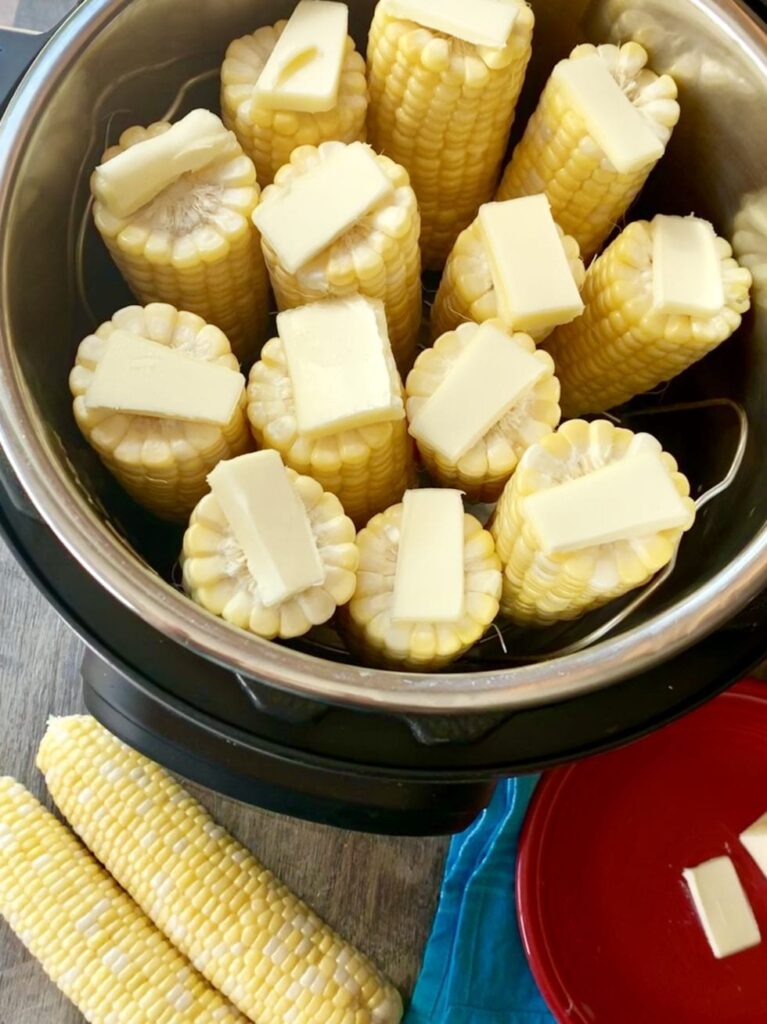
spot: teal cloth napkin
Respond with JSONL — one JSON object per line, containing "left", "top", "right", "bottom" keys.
{"left": 405, "top": 777, "right": 555, "bottom": 1024}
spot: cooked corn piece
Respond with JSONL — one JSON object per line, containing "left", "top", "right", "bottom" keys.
{"left": 69, "top": 303, "right": 251, "bottom": 522}
{"left": 490, "top": 419, "right": 696, "bottom": 625}
{"left": 0, "top": 777, "right": 246, "bottom": 1024}
{"left": 37, "top": 716, "right": 404, "bottom": 1024}
{"left": 256, "top": 141, "right": 422, "bottom": 372}
{"left": 543, "top": 218, "right": 753, "bottom": 417}
{"left": 431, "top": 212, "right": 585, "bottom": 342}
{"left": 338, "top": 501, "right": 502, "bottom": 671}
{"left": 92, "top": 114, "right": 269, "bottom": 363}
{"left": 497, "top": 42, "right": 680, "bottom": 259}
{"left": 406, "top": 321, "right": 560, "bottom": 502}
{"left": 366, "top": 0, "right": 534, "bottom": 269}
{"left": 221, "top": 18, "right": 368, "bottom": 187}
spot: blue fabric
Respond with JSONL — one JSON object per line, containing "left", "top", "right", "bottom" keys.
{"left": 405, "top": 777, "right": 554, "bottom": 1024}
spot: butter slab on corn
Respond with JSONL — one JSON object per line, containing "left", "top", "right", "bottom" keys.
{"left": 385, "top": 0, "right": 518, "bottom": 48}
{"left": 740, "top": 813, "right": 767, "bottom": 878}
{"left": 683, "top": 857, "right": 761, "bottom": 959}
{"left": 253, "top": 0, "right": 348, "bottom": 113}
{"left": 208, "top": 450, "right": 325, "bottom": 607}
{"left": 653, "top": 215, "right": 725, "bottom": 316}
{"left": 253, "top": 141, "right": 393, "bottom": 273}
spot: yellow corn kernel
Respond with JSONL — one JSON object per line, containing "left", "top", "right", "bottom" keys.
{"left": 0, "top": 777, "right": 246, "bottom": 1024}
{"left": 37, "top": 717, "right": 404, "bottom": 1024}
{"left": 431, "top": 214, "right": 585, "bottom": 342}
{"left": 92, "top": 118, "right": 269, "bottom": 363}
{"left": 69, "top": 303, "right": 251, "bottom": 522}
{"left": 257, "top": 141, "right": 422, "bottom": 372}
{"left": 543, "top": 219, "right": 753, "bottom": 417}
{"left": 497, "top": 42, "right": 680, "bottom": 260}
{"left": 406, "top": 322, "right": 560, "bottom": 502}
{"left": 221, "top": 22, "right": 368, "bottom": 188}
{"left": 366, "top": 1, "right": 534, "bottom": 270}
{"left": 490, "top": 419, "right": 696, "bottom": 625}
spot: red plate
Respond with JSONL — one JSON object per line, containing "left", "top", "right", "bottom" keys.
{"left": 518, "top": 680, "right": 767, "bottom": 1024}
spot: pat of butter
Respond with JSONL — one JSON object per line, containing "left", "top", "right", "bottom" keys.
{"left": 253, "top": 142, "right": 394, "bottom": 274}
{"left": 386, "top": 0, "right": 517, "bottom": 48}
{"left": 84, "top": 331, "right": 244, "bottom": 426}
{"left": 524, "top": 452, "right": 691, "bottom": 554}
{"left": 478, "top": 196, "right": 585, "bottom": 333}
{"left": 208, "top": 450, "right": 325, "bottom": 607}
{"left": 279, "top": 297, "right": 403, "bottom": 439}
{"left": 740, "top": 813, "right": 767, "bottom": 879}
{"left": 391, "top": 489, "right": 465, "bottom": 623}
{"left": 652, "top": 215, "right": 725, "bottom": 317}
{"left": 410, "top": 322, "right": 547, "bottom": 462}
{"left": 92, "top": 110, "right": 232, "bottom": 220}
{"left": 253, "top": 1, "right": 348, "bottom": 114}
{"left": 552, "top": 54, "right": 664, "bottom": 174}
{"left": 683, "top": 857, "right": 761, "bottom": 959}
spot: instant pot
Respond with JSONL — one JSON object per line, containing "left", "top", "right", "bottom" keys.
{"left": 1, "top": 0, "right": 765, "bottom": 835}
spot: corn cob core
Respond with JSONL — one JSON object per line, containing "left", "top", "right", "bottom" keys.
{"left": 366, "top": 0, "right": 534, "bottom": 269}
{"left": 431, "top": 215, "right": 586, "bottom": 342}
{"left": 339, "top": 504, "right": 502, "bottom": 671}
{"left": 406, "top": 322, "right": 561, "bottom": 502}
{"left": 221, "top": 24, "right": 368, "bottom": 188}
{"left": 497, "top": 42, "right": 680, "bottom": 259}
{"left": 92, "top": 120, "right": 269, "bottom": 364}
{"left": 182, "top": 466, "right": 358, "bottom": 639}
{"left": 69, "top": 303, "right": 251, "bottom": 522}
{"left": 0, "top": 776, "right": 247, "bottom": 1024}
{"left": 543, "top": 219, "right": 753, "bottom": 417}
{"left": 258, "top": 141, "right": 422, "bottom": 373}
{"left": 490, "top": 419, "right": 696, "bottom": 625}
{"left": 37, "top": 716, "right": 404, "bottom": 1024}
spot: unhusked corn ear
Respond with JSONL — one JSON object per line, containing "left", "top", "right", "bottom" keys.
{"left": 543, "top": 219, "right": 753, "bottom": 417}
{"left": 92, "top": 118, "right": 269, "bottom": 363}
{"left": 69, "top": 303, "right": 251, "bottom": 522}
{"left": 258, "top": 141, "right": 422, "bottom": 372}
{"left": 497, "top": 42, "right": 680, "bottom": 259}
{"left": 221, "top": 23, "right": 368, "bottom": 187}
{"left": 431, "top": 214, "right": 585, "bottom": 342}
{"left": 490, "top": 419, "right": 696, "bottom": 625}
{"left": 0, "top": 777, "right": 246, "bottom": 1024}
{"left": 406, "top": 322, "right": 560, "bottom": 503}
{"left": 338, "top": 505, "right": 501, "bottom": 671}
{"left": 37, "top": 717, "right": 404, "bottom": 1024}
{"left": 367, "top": 1, "right": 534, "bottom": 270}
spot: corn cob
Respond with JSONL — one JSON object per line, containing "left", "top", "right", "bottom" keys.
{"left": 70, "top": 303, "right": 251, "bottom": 522}
{"left": 221, "top": 15, "right": 368, "bottom": 188}
{"left": 0, "top": 776, "right": 247, "bottom": 1024}
{"left": 406, "top": 321, "right": 560, "bottom": 502}
{"left": 37, "top": 716, "right": 404, "bottom": 1024}
{"left": 338, "top": 496, "right": 502, "bottom": 671}
{"left": 490, "top": 419, "right": 696, "bottom": 625}
{"left": 543, "top": 217, "right": 753, "bottom": 417}
{"left": 366, "top": 0, "right": 534, "bottom": 269}
{"left": 92, "top": 110, "right": 269, "bottom": 364}
{"left": 497, "top": 42, "right": 680, "bottom": 260}
{"left": 431, "top": 209, "right": 585, "bottom": 343}
{"left": 256, "top": 141, "right": 422, "bottom": 372}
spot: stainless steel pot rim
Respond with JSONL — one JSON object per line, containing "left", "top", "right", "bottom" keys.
{"left": 1, "top": 0, "right": 766, "bottom": 715}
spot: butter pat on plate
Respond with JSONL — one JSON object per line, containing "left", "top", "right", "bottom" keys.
{"left": 740, "top": 812, "right": 767, "bottom": 878}
{"left": 683, "top": 857, "right": 761, "bottom": 959}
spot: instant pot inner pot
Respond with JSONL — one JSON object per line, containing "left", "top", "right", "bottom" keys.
{"left": 4, "top": 0, "right": 766, "bottom": 679}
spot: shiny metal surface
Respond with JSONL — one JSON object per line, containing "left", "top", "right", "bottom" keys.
{"left": 0, "top": 0, "right": 765, "bottom": 714}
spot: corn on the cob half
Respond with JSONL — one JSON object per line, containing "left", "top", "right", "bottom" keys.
{"left": 92, "top": 110, "right": 269, "bottom": 364}
{"left": 221, "top": 17, "right": 368, "bottom": 188}
{"left": 256, "top": 141, "right": 422, "bottom": 372}
{"left": 0, "top": 776, "right": 247, "bottom": 1024}
{"left": 543, "top": 217, "right": 753, "bottom": 417}
{"left": 406, "top": 321, "right": 560, "bottom": 502}
{"left": 497, "top": 42, "right": 680, "bottom": 259}
{"left": 70, "top": 303, "right": 251, "bottom": 522}
{"left": 37, "top": 716, "right": 404, "bottom": 1024}
{"left": 366, "top": 0, "right": 534, "bottom": 269}
{"left": 490, "top": 419, "right": 696, "bottom": 625}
